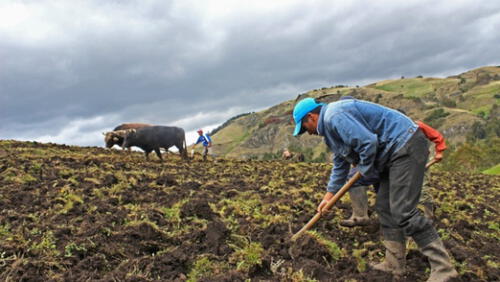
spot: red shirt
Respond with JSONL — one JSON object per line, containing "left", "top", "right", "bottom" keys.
{"left": 417, "top": 121, "right": 447, "bottom": 153}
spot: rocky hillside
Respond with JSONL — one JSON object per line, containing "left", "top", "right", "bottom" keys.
{"left": 211, "top": 66, "right": 500, "bottom": 164}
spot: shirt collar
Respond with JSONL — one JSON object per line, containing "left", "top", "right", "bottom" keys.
{"left": 317, "top": 105, "right": 328, "bottom": 136}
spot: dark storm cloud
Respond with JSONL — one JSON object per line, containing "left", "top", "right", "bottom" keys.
{"left": 1, "top": 0, "right": 499, "bottom": 146}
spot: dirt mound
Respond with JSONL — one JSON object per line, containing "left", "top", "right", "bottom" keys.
{"left": 156, "top": 174, "right": 178, "bottom": 186}
{"left": 288, "top": 235, "right": 331, "bottom": 261}
{"left": 204, "top": 219, "right": 231, "bottom": 255}
{"left": 106, "top": 222, "right": 166, "bottom": 257}
{"left": 180, "top": 198, "right": 215, "bottom": 219}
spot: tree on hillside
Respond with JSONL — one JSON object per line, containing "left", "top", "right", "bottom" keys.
{"left": 467, "top": 122, "right": 487, "bottom": 141}
{"left": 423, "top": 108, "right": 450, "bottom": 128}
{"left": 442, "top": 143, "right": 485, "bottom": 171}
{"left": 441, "top": 137, "right": 500, "bottom": 172}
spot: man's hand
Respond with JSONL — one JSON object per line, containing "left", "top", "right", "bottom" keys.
{"left": 317, "top": 192, "right": 334, "bottom": 214}
{"left": 434, "top": 151, "right": 443, "bottom": 162}
{"left": 317, "top": 200, "right": 329, "bottom": 214}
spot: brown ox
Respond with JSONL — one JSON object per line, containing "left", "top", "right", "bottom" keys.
{"left": 103, "top": 123, "right": 151, "bottom": 150}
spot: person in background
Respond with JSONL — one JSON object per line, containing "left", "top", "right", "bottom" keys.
{"left": 282, "top": 148, "right": 293, "bottom": 160}
{"left": 192, "top": 129, "right": 212, "bottom": 161}
{"left": 292, "top": 97, "right": 457, "bottom": 281}
{"left": 282, "top": 148, "right": 305, "bottom": 162}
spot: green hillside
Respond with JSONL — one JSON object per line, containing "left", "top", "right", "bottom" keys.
{"left": 210, "top": 66, "right": 500, "bottom": 172}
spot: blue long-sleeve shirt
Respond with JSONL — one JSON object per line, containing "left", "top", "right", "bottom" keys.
{"left": 196, "top": 134, "right": 212, "bottom": 147}
{"left": 317, "top": 99, "right": 417, "bottom": 193}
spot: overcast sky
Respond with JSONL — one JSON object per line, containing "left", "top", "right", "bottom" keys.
{"left": 1, "top": 0, "right": 499, "bottom": 147}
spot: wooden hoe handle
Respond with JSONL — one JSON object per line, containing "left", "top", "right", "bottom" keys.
{"left": 425, "top": 159, "right": 438, "bottom": 170}
{"left": 291, "top": 172, "right": 362, "bottom": 241}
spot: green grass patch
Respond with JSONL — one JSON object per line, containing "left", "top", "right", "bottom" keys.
{"left": 59, "top": 193, "right": 84, "bottom": 214}
{"left": 374, "top": 78, "right": 434, "bottom": 97}
{"left": 307, "top": 230, "right": 343, "bottom": 260}
{"left": 466, "top": 81, "right": 500, "bottom": 98}
{"left": 64, "top": 242, "right": 88, "bottom": 257}
{"left": 0, "top": 223, "right": 11, "bottom": 238}
{"left": 30, "top": 231, "right": 60, "bottom": 256}
{"left": 471, "top": 105, "right": 493, "bottom": 118}
{"left": 483, "top": 164, "right": 500, "bottom": 175}
{"left": 224, "top": 130, "right": 251, "bottom": 155}
{"left": 187, "top": 256, "right": 228, "bottom": 281}
{"left": 161, "top": 200, "right": 188, "bottom": 224}
{"left": 228, "top": 236, "right": 264, "bottom": 273}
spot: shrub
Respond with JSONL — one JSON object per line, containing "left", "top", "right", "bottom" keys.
{"left": 441, "top": 97, "right": 456, "bottom": 108}
{"left": 423, "top": 108, "right": 450, "bottom": 127}
{"left": 262, "top": 152, "right": 280, "bottom": 161}
{"left": 467, "top": 122, "right": 487, "bottom": 141}
{"left": 440, "top": 143, "right": 486, "bottom": 171}
{"left": 440, "top": 138, "right": 500, "bottom": 172}
{"left": 407, "top": 96, "right": 423, "bottom": 103}
{"left": 485, "top": 118, "right": 500, "bottom": 137}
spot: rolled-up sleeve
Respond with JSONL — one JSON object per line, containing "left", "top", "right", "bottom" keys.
{"left": 334, "top": 113, "right": 379, "bottom": 179}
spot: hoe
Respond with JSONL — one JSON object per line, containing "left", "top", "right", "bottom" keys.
{"left": 291, "top": 160, "right": 438, "bottom": 241}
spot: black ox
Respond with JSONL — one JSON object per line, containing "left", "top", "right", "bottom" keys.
{"left": 122, "top": 126, "right": 188, "bottom": 161}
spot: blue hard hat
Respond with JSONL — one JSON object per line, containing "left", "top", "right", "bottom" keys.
{"left": 292, "top": 98, "right": 324, "bottom": 136}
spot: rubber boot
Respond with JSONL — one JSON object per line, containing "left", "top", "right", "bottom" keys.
{"left": 371, "top": 240, "right": 406, "bottom": 277}
{"left": 420, "top": 239, "right": 458, "bottom": 282}
{"left": 340, "top": 185, "right": 370, "bottom": 227}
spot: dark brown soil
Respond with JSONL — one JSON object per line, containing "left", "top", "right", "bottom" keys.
{"left": 0, "top": 140, "right": 498, "bottom": 281}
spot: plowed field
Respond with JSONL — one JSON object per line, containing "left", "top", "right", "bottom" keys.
{"left": 0, "top": 140, "right": 498, "bottom": 281}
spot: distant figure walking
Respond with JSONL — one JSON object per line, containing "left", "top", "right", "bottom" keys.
{"left": 192, "top": 129, "right": 212, "bottom": 161}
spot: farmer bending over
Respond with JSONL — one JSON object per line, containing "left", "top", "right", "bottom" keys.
{"left": 292, "top": 97, "right": 457, "bottom": 281}
{"left": 340, "top": 119, "right": 447, "bottom": 227}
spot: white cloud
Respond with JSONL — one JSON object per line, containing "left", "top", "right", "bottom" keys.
{"left": 13, "top": 115, "right": 118, "bottom": 147}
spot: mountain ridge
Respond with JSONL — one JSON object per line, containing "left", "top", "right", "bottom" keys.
{"left": 209, "top": 66, "right": 500, "bottom": 169}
